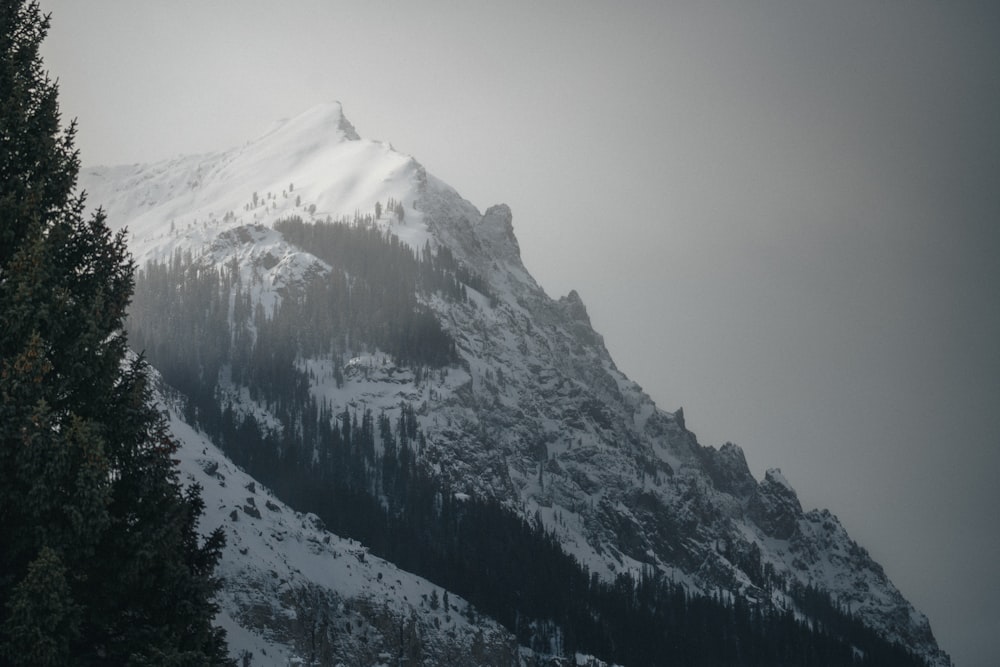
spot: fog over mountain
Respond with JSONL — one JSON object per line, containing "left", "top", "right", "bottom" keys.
{"left": 41, "top": 2, "right": 1000, "bottom": 665}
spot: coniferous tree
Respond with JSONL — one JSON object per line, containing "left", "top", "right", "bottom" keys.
{"left": 0, "top": 2, "right": 229, "bottom": 664}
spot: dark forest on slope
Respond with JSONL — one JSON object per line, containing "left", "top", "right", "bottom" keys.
{"left": 128, "top": 218, "right": 929, "bottom": 666}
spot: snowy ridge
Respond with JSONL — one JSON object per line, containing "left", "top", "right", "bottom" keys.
{"left": 83, "top": 102, "right": 950, "bottom": 667}
{"left": 82, "top": 101, "right": 430, "bottom": 267}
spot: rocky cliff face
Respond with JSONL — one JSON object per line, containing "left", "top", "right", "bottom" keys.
{"left": 81, "top": 102, "right": 949, "bottom": 667}
{"left": 412, "top": 178, "right": 946, "bottom": 664}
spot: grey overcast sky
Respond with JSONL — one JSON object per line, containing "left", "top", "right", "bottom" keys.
{"left": 39, "top": 1, "right": 999, "bottom": 665}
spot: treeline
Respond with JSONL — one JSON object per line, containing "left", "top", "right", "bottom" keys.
{"left": 275, "top": 215, "right": 493, "bottom": 306}
{"left": 128, "top": 252, "right": 234, "bottom": 419}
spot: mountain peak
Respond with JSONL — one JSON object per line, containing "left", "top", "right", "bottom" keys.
{"left": 80, "top": 101, "right": 426, "bottom": 261}
{"left": 749, "top": 467, "right": 804, "bottom": 539}
{"left": 257, "top": 101, "right": 360, "bottom": 146}
{"left": 558, "top": 289, "right": 591, "bottom": 326}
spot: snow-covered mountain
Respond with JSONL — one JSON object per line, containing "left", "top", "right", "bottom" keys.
{"left": 81, "top": 102, "right": 950, "bottom": 666}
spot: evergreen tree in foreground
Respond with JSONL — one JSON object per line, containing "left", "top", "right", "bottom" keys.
{"left": 0, "top": 2, "right": 229, "bottom": 664}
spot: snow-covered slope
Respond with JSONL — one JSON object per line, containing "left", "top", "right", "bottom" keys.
{"left": 163, "top": 378, "right": 523, "bottom": 666}
{"left": 84, "top": 101, "right": 432, "bottom": 268}
{"left": 81, "top": 102, "right": 950, "bottom": 667}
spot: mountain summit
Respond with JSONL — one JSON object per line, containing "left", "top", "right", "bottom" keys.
{"left": 81, "top": 103, "right": 950, "bottom": 666}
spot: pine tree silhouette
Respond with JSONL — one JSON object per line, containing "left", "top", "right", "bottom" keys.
{"left": 0, "top": 3, "right": 229, "bottom": 663}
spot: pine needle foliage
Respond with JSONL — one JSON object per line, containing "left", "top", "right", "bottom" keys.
{"left": 0, "top": 2, "right": 229, "bottom": 664}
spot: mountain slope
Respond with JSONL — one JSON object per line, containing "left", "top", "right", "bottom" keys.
{"left": 158, "top": 373, "right": 525, "bottom": 666}
{"left": 81, "top": 102, "right": 949, "bottom": 667}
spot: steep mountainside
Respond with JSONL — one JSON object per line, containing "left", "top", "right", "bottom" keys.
{"left": 161, "top": 375, "right": 524, "bottom": 666}
{"left": 81, "top": 102, "right": 949, "bottom": 666}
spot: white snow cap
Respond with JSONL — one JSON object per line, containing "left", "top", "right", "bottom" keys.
{"left": 256, "top": 101, "right": 360, "bottom": 146}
